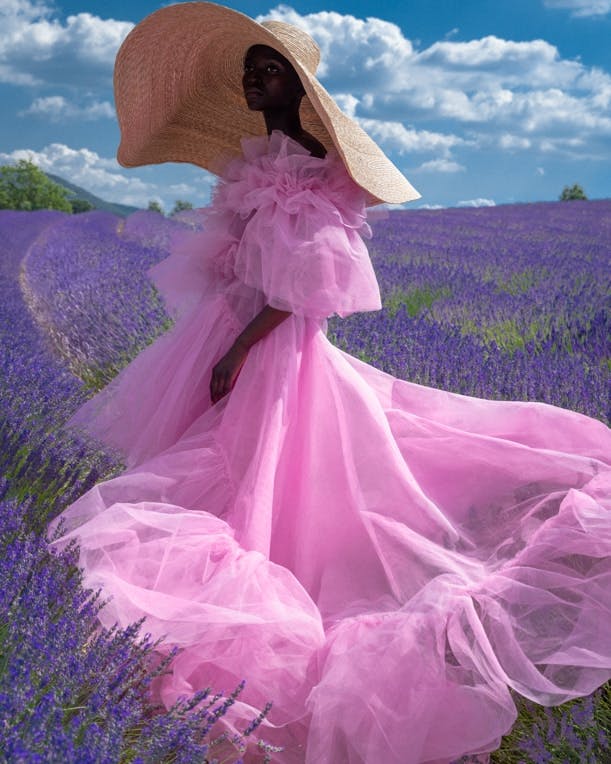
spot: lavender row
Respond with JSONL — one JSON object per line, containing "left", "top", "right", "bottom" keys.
{"left": 0, "top": 479, "right": 270, "bottom": 763}
{"left": 0, "top": 210, "right": 121, "bottom": 527}
{"left": 326, "top": 199, "right": 610, "bottom": 423}
{"left": 329, "top": 305, "right": 609, "bottom": 423}
{"left": 119, "top": 208, "right": 202, "bottom": 249}
{"left": 20, "top": 210, "right": 174, "bottom": 390}
{"left": 369, "top": 200, "right": 609, "bottom": 364}
{"left": 0, "top": 210, "right": 271, "bottom": 762}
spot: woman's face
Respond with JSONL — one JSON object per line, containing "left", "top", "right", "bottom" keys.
{"left": 242, "top": 44, "right": 305, "bottom": 111}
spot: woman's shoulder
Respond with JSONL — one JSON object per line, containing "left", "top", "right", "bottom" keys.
{"left": 225, "top": 130, "right": 335, "bottom": 177}
{"left": 288, "top": 130, "right": 327, "bottom": 159}
{"left": 212, "top": 130, "right": 368, "bottom": 222}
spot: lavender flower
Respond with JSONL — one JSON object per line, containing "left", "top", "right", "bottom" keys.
{"left": 0, "top": 481, "right": 274, "bottom": 762}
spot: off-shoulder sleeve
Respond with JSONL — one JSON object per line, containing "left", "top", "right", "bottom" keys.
{"left": 145, "top": 207, "right": 237, "bottom": 320}
{"left": 222, "top": 147, "right": 383, "bottom": 320}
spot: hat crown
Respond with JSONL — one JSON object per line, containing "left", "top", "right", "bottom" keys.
{"left": 260, "top": 20, "right": 320, "bottom": 74}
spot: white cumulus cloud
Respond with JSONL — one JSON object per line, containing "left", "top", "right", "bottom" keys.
{"left": 420, "top": 36, "right": 558, "bottom": 68}
{"left": 457, "top": 198, "right": 496, "bottom": 207}
{"left": 19, "top": 95, "right": 114, "bottom": 121}
{"left": 0, "top": 0, "right": 132, "bottom": 86}
{"left": 356, "top": 118, "right": 466, "bottom": 156}
{"left": 417, "top": 159, "right": 466, "bottom": 173}
{"left": 499, "top": 133, "right": 532, "bottom": 150}
{"left": 258, "top": 4, "right": 415, "bottom": 84}
{"left": 543, "top": 1, "right": 611, "bottom": 17}
{"left": 259, "top": 5, "right": 611, "bottom": 164}
{"left": 0, "top": 142, "right": 213, "bottom": 210}
{"left": 0, "top": 143, "right": 153, "bottom": 206}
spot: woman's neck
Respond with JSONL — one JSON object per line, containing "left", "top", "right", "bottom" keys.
{"left": 262, "top": 107, "right": 302, "bottom": 139}
{"left": 262, "top": 109, "right": 327, "bottom": 159}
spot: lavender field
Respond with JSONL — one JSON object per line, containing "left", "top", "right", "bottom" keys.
{"left": 1, "top": 201, "right": 609, "bottom": 762}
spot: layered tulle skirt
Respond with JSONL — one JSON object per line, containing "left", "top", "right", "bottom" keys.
{"left": 48, "top": 286, "right": 611, "bottom": 763}
{"left": 47, "top": 131, "right": 611, "bottom": 762}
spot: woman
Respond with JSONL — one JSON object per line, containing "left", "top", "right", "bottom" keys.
{"left": 48, "top": 4, "right": 611, "bottom": 763}
{"left": 208, "top": 41, "right": 326, "bottom": 406}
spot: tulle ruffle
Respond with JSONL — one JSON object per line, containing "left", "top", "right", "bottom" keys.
{"left": 148, "top": 130, "right": 382, "bottom": 323}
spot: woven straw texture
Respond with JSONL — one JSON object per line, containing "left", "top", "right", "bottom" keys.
{"left": 113, "top": 2, "right": 421, "bottom": 205}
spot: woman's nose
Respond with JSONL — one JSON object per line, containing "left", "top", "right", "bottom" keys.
{"left": 243, "top": 69, "right": 262, "bottom": 87}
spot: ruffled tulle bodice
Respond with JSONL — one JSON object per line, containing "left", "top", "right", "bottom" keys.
{"left": 148, "top": 130, "right": 382, "bottom": 325}
{"left": 48, "top": 130, "right": 611, "bottom": 764}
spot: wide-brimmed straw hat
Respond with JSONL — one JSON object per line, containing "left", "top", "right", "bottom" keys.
{"left": 113, "top": 1, "right": 421, "bottom": 206}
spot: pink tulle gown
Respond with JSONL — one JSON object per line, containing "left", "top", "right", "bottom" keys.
{"left": 47, "top": 131, "right": 611, "bottom": 764}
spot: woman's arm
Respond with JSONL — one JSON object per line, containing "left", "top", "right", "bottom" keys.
{"left": 209, "top": 304, "right": 292, "bottom": 404}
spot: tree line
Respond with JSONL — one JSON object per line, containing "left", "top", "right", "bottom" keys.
{"left": 0, "top": 158, "right": 590, "bottom": 212}
{"left": 0, "top": 159, "right": 194, "bottom": 216}
{"left": 146, "top": 199, "right": 193, "bottom": 216}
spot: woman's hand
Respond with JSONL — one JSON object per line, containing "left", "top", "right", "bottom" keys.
{"left": 209, "top": 306, "right": 291, "bottom": 405}
{"left": 210, "top": 340, "right": 249, "bottom": 404}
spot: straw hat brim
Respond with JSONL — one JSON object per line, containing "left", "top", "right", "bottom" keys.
{"left": 113, "top": 1, "right": 421, "bottom": 206}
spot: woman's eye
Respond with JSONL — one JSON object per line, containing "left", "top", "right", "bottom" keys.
{"left": 243, "top": 62, "right": 280, "bottom": 73}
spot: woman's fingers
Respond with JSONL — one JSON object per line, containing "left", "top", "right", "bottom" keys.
{"left": 210, "top": 345, "right": 248, "bottom": 403}
{"left": 210, "top": 365, "right": 220, "bottom": 403}
{"left": 210, "top": 367, "right": 230, "bottom": 403}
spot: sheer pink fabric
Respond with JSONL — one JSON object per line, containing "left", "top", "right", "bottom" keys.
{"left": 49, "top": 131, "right": 611, "bottom": 764}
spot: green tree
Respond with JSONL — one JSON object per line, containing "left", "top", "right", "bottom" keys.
{"left": 70, "top": 198, "right": 95, "bottom": 214}
{"left": 560, "top": 183, "right": 587, "bottom": 201}
{"left": 0, "top": 159, "right": 73, "bottom": 212}
{"left": 147, "top": 199, "right": 164, "bottom": 214}
{"left": 171, "top": 199, "right": 193, "bottom": 215}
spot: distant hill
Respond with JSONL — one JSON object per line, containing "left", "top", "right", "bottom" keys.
{"left": 45, "top": 172, "right": 140, "bottom": 217}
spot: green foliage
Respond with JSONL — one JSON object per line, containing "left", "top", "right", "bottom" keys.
{"left": 171, "top": 199, "right": 193, "bottom": 215}
{"left": 461, "top": 317, "right": 543, "bottom": 354}
{"left": 560, "top": 184, "right": 588, "bottom": 201}
{"left": 495, "top": 267, "right": 544, "bottom": 296}
{"left": 147, "top": 200, "right": 164, "bottom": 215}
{"left": 0, "top": 159, "right": 73, "bottom": 212}
{"left": 384, "top": 285, "right": 452, "bottom": 318}
{"left": 489, "top": 685, "right": 610, "bottom": 763}
{"left": 70, "top": 199, "right": 95, "bottom": 214}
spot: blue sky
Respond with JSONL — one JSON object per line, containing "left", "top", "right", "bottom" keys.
{"left": 1, "top": 0, "right": 609, "bottom": 210}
